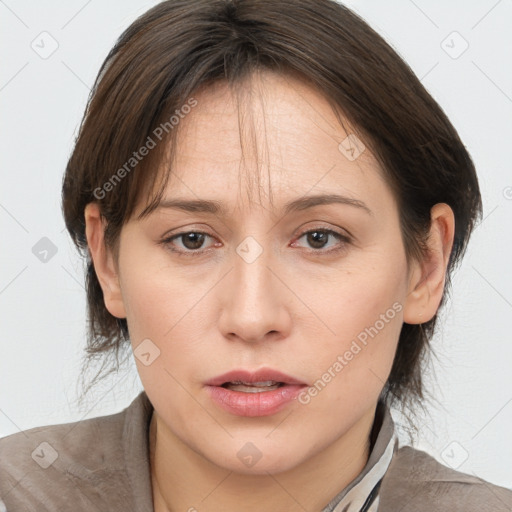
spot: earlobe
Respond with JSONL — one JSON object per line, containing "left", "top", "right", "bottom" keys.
{"left": 84, "top": 203, "right": 126, "bottom": 319}
{"left": 403, "top": 203, "right": 455, "bottom": 325}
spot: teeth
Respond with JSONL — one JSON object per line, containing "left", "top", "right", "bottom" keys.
{"left": 223, "top": 381, "right": 283, "bottom": 393}
{"left": 228, "top": 380, "right": 279, "bottom": 386}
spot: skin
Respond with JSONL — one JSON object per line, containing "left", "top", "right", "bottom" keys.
{"left": 85, "top": 70, "right": 455, "bottom": 512}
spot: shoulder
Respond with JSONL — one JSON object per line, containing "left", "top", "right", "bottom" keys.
{"left": 0, "top": 392, "right": 153, "bottom": 512}
{"left": 379, "top": 445, "right": 512, "bottom": 512}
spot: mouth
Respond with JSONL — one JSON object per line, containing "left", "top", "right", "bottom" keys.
{"left": 220, "top": 380, "right": 286, "bottom": 393}
{"left": 204, "top": 368, "right": 308, "bottom": 417}
{"left": 205, "top": 368, "right": 307, "bottom": 387}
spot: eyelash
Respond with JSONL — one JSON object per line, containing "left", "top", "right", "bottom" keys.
{"left": 159, "top": 228, "right": 352, "bottom": 257}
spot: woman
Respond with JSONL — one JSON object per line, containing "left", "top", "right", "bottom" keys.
{"left": 1, "top": 0, "right": 511, "bottom": 510}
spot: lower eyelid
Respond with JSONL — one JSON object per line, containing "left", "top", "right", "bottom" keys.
{"left": 163, "top": 232, "right": 216, "bottom": 253}
{"left": 293, "top": 229, "right": 351, "bottom": 250}
{"left": 162, "top": 229, "right": 351, "bottom": 254}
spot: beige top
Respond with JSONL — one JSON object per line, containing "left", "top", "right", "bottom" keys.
{"left": 1, "top": 391, "right": 511, "bottom": 511}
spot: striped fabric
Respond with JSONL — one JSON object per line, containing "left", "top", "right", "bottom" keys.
{"left": 321, "top": 400, "right": 398, "bottom": 512}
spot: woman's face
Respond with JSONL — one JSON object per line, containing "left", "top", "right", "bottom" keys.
{"left": 114, "top": 71, "right": 414, "bottom": 474}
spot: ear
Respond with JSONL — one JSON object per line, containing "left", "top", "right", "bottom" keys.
{"left": 84, "top": 203, "right": 126, "bottom": 319}
{"left": 403, "top": 203, "right": 455, "bottom": 324}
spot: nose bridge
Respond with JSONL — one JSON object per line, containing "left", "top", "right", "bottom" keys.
{"left": 218, "top": 224, "right": 289, "bottom": 343}
{"left": 234, "top": 231, "right": 272, "bottom": 294}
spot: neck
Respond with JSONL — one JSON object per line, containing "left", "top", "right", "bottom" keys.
{"left": 149, "top": 407, "right": 377, "bottom": 512}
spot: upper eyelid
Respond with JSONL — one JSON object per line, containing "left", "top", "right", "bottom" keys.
{"left": 162, "top": 221, "right": 352, "bottom": 238}
{"left": 162, "top": 227, "right": 351, "bottom": 251}
{"left": 163, "top": 226, "right": 350, "bottom": 240}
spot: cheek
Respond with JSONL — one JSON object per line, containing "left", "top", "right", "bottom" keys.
{"left": 117, "top": 247, "right": 220, "bottom": 382}
{"left": 298, "top": 251, "right": 407, "bottom": 396}
{"left": 118, "top": 242, "right": 191, "bottom": 338}
{"left": 313, "top": 252, "right": 405, "bottom": 333}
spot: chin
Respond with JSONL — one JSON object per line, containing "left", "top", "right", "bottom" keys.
{"left": 207, "top": 441, "right": 308, "bottom": 476}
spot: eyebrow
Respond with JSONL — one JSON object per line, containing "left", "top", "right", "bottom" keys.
{"left": 156, "top": 193, "right": 373, "bottom": 217}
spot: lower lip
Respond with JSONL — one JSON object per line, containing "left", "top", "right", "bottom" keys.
{"left": 205, "top": 384, "right": 306, "bottom": 417}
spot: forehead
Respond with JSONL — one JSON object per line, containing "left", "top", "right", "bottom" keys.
{"left": 157, "top": 70, "right": 390, "bottom": 215}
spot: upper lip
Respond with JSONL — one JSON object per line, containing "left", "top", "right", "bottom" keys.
{"left": 205, "top": 368, "right": 308, "bottom": 386}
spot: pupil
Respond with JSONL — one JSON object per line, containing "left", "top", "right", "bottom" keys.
{"left": 183, "top": 233, "right": 204, "bottom": 250}
{"left": 181, "top": 232, "right": 329, "bottom": 251}
{"left": 308, "top": 231, "right": 327, "bottom": 249}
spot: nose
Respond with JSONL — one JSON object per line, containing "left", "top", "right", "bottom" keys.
{"left": 217, "top": 238, "right": 292, "bottom": 344}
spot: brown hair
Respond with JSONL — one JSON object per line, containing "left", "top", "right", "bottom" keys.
{"left": 62, "top": 0, "right": 482, "bottom": 426}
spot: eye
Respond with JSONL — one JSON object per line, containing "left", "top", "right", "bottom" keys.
{"left": 160, "top": 231, "right": 216, "bottom": 256}
{"left": 292, "top": 228, "right": 351, "bottom": 254}
{"left": 159, "top": 227, "right": 352, "bottom": 257}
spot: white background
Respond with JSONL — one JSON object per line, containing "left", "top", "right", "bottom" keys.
{"left": 1, "top": 0, "right": 511, "bottom": 490}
